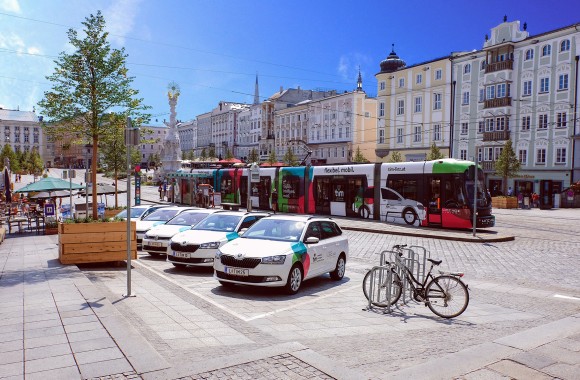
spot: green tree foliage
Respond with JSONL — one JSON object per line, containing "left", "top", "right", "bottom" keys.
{"left": 27, "top": 150, "right": 45, "bottom": 175}
{"left": 0, "top": 144, "right": 17, "bottom": 172}
{"left": 181, "top": 151, "right": 187, "bottom": 160}
{"left": 388, "top": 151, "right": 403, "bottom": 163}
{"left": 187, "top": 150, "right": 195, "bottom": 160}
{"left": 426, "top": 143, "right": 445, "bottom": 160}
{"left": 208, "top": 146, "right": 216, "bottom": 158}
{"left": 283, "top": 147, "right": 299, "bottom": 166}
{"left": 352, "top": 146, "right": 369, "bottom": 163}
{"left": 266, "top": 150, "right": 277, "bottom": 165}
{"left": 200, "top": 148, "right": 207, "bottom": 160}
{"left": 38, "top": 11, "right": 149, "bottom": 218}
{"left": 225, "top": 148, "right": 234, "bottom": 160}
{"left": 248, "top": 148, "right": 259, "bottom": 164}
{"left": 494, "top": 139, "right": 520, "bottom": 195}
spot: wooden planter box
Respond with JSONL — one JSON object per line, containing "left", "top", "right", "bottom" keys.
{"left": 492, "top": 196, "right": 518, "bottom": 209}
{"left": 58, "top": 221, "right": 137, "bottom": 265}
{"left": 45, "top": 227, "right": 59, "bottom": 235}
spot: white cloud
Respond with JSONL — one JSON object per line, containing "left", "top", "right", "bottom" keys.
{"left": 0, "top": 32, "right": 25, "bottom": 52}
{"left": 337, "top": 53, "right": 372, "bottom": 83}
{"left": 0, "top": 0, "right": 21, "bottom": 13}
{"left": 103, "top": 0, "right": 142, "bottom": 46}
{"left": 27, "top": 46, "right": 41, "bottom": 55}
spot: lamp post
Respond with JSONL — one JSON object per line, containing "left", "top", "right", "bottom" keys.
{"left": 84, "top": 144, "right": 91, "bottom": 217}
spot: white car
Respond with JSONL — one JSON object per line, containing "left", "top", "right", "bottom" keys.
{"left": 214, "top": 215, "right": 349, "bottom": 294}
{"left": 167, "top": 211, "right": 270, "bottom": 268}
{"left": 115, "top": 205, "right": 169, "bottom": 221}
{"left": 142, "top": 209, "right": 221, "bottom": 256}
{"left": 136, "top": 206, "right": 197, "bottom": 248}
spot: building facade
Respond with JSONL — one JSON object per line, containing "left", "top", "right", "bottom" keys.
{"left": 177, "top": 119, "right": 197, "bottom": 157}
{"left": 210, "top": 101, "right": 248, "bottom": 159}
{"left": 452, "top": 19, "right": 580, "bottom": 196}
{"left": 375, "top": 48, "right": 453, "bottom": 162}
{"left": 0, "top": 108, "right": 47, "bottom": 166}
{"left": 139, "top": 124, "right": 167, "bottom": 167}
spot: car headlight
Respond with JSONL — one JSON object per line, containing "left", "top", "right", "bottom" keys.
{"left": 200, "top": 241, "right": 220, "bottom": 249}
{"left": 261, "top": 255, "right": 286, "bottom": 265}
{"left": 144, "top": 233, "right": 154, "bottom": 239}
{"left": 215, "top": 249, "right": 223, "bottom": 259}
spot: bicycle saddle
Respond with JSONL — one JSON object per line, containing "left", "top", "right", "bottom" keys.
{"left": 427, "top": 258, "right": 442, "bottom": 266}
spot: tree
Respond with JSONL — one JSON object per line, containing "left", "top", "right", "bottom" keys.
{"left": 0, "top": 144, "right": 17, "bottom": 172}
{"left": 248, "top": 148, "right": 259, "bottom": 164}
{"left": 283, "top": 147, "right": 299, "bottom": 166}
{"left": 426, "top": 143, "right": 445, "bottom": 160}
{"left": 100, "top": 115, "right": 141, "bottom": 208}
{"left": 38, "top": 11, "right": 149, "bottom": 218}
{"left": 388, "top": 151, "right": 403, "bottom": 163}
{"left": 352, "top": 146, "right": 369, "bottom": 163}
{"left": 181, "top": 151, "right": 187, "bottom": 160}
{"left": 208, "top": 146, "right": 216, "bottom": 159}
{"left": 225, "top": 148, "right": 234, "bottom": 160}
{"left": 200, "top": 148, "right": 207, "bottom": 160}
{"left": 266, "top": 150, "right": 277, "bottom": 165}
{"left": 494, "top": 139, "right": 520, "bottom": 196}
{"left": 27, "top": 150, "right": 45, "bottom": 176}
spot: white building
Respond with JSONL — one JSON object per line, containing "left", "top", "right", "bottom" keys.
{"left": 210, "top": 101, "right": 249, "bottom": 159}
{"left": 138, "top": 124, "right": 167, "bottom": 167}
{"left": 177, "top": 119, "right": 197, "bottom": 156}
{"left": 0, "top": 108, "right": 48, "bottom": 165}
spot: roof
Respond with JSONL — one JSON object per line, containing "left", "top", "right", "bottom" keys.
{"left": 265, "top": 214, "right": 333, "bottom": 222}
{"left": 0, "top": 109, "right": 39, "bottom": 122}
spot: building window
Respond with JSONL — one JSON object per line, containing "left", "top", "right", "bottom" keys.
{"left": 494, "top": 147, "right": 503, "bottom": 160}
{"left": 331, "top": 128, "right": 335, "bottom": 139}
{"left": 558, "top": 74, "right": 569, "bottom": 90}
{"left": 484, "top": 147, "right": 493, "bottom": 161}
{"left": 379, "top": 129, "right": 385, "bottom": 144}
{"left": 464, "top": 64, "right": 471, "bottom": 74}
{"left": 433, "top": 93, "right": 442, "bottom": 110}
{"left": 460, "top": 149, "right": 467, "bottom": 160}
{"left": 496, "top": 117, "right": 506, "bottom": 131}
{"left": 497, "top": 83, "right": 507, "bottom": 98}
{"left": 462, "top": 91, "right": 470, "bottom": 105}
{"left": 338, "top": 127, "right": 343, "bottom": 138}
{"left": 433, "top": 124, "right": 441, "bottom": 141}
{"left": 486, "top": 85, "right": 495, "bottom": 100}
{"left": 461, "top": 122, "right": 468, "bottom": 135}
{"left": 485, "top": 118, "right": 495, "bottom": 132}
{"left": 556, "top": 147, "right": 567, "bottom": 164}
{"left": 480, "top": 60, "right": 486, "bottom": 70}
{"left": 414, "top": 97, "right": 422, "bottom": 113}
{"left": 525, "top": 49, "right": 534, "bottom": 61}
{"left": 33, "top": 135, "right": 39, "bottom": 143}
{"left": 397, "top": 128, "right": 403, "bottom": 144}
{"left": 397, "top": 100, "right": 405, "bottom": 115}
{"left": 522, "top": 116, "right": 531, "bottom": 131}
{"left": 479, "top": 88, "right": 485, "bottom": 102}
{"left": 560, "top": 39, "right": 570, "bottom": 52}
{"left": 540, "top": 78, "right": 550, "bottom": 93}
{"left": 536, "top": 148, "right": 546, "bottom": 164}
{"left": 519, "top": 149, "right": 527, "bottom": 165}
{"left": 478, "top": 121, "right": 485, "bottom": 133}
{"left": 413, "top": 126, "right": 422, "bottom": 142}
{"left": 557, "top": 112, "right": 567, "bottom": 128}
{"left": 416, "top": 74, "right": 422, "bottom": 84}
{"left": 523, "top": 80, "right": 532, "bottom": 96}
{"left": 538, "top": 114, "right": 548, "bottom": 129}
{"left": 379, "top": 102, "right": 385, "bottom": 117}
{"left": 435, "top": 69, "right": 442, "bottom": 80}
{"left": 542, "top": 45, "right": 551, "bottom": 56}
{"left": 399, "top": 78, "right": 404, "bottom": 88}
{"left": 477, "top": 147, "right": 483, "bottom": 162}
{"left": 379, "top": 81, "right": 386, "bottom": 91}
{"left": 346, "top": 127, "right": 350, "bottom": 138}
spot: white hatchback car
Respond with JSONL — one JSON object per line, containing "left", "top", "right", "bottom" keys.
{"left": 214, "top": 215, "right": 349, "bottom": 294}
{"left": 136, "top": 206, "right": 197, "bottom": 248}
{"left": 142, "top": 208, "right": 221, "bottom": 256}
{"left": 167, "top": 211, "right": 270, "bottom": 268}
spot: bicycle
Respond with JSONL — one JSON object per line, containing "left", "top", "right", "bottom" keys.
{"left": 362, "top": 244, "right": 469, "bottom": 318}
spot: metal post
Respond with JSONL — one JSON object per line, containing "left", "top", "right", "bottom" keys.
{"left": 68, "top": 165, "right": 72, "bottom": 220}
{"left": 85, "top": 149, "right": 88, "bottom": 219}
{"left": 246, "top": 167, "right": 252, "bottom": 212}
{"left": 473, "top": 156, "right": 478, "bottom": 237}
{"left": 125, "top": 117, "right": 133, "bottom": 297}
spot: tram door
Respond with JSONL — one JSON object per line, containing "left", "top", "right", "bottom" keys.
{"left": 314, "top": 178, "right": 331, "bottom": 215}
{"left": 346, "top": 178, "right": 365, "bottom": 218}
{"left": 258, "top": 177, "right": 271, "bottom": 209}
{"left": 240, "top": 177, "right": 247, "bottom": 206}
{"left": 427, "top": 177, "right": 442, "bottom": 225}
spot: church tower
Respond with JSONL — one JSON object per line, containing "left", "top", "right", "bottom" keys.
{"left": 253, "top": 74, "right": 260, "bottom": 105}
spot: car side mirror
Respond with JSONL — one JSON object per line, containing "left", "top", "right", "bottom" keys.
{"left": 304, "top": 236, "right": 319, "bottom": 244}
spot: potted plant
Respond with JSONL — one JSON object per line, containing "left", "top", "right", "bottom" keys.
{"left": 45, "top": 219, "right": 59, "bottom": 235}
{"left": 58, "top": 217, "right": 137, "bottom": 265}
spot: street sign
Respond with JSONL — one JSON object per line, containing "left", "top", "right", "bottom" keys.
{"left": 44, "top": 203, "right": 55, "bottom": 217}
{"left": 62, "top": 170, "right": 76, "bottom": 180}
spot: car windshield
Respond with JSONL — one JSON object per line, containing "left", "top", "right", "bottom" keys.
{"left": 116, "top": 207, "right": 147, "bottom": 219}
{"left": 166, "top": 211, "right": 210, "bottom": 226}
{"left": 192, "top": 214, "right": 242, "bottom": 232}
{"left": 242, "top": 219, "right": 305, "bottom": 242}
{"left": 142, "top": 208, "right": 181, "bottom": 222}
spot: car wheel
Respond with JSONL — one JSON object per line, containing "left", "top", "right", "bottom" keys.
{"left": 402, "top": 208, "right": 417, "bottom": 225}
{"left": 330, "top": 254, "right": 346, "bottom": 281}
{"left": 284, "top": 264, "right": 303, "bottom": 295}
{"left": 172, "top": 263, "right": 186, "bottom": 269}
{"left": 358, "top": 205, "right": 370, "bottom": 219}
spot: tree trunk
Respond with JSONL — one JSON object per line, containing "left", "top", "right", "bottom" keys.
{"left": 92, "top": 136, "right": 98, "bottom": 219}
{"left": 114, "top": 170, "right": 118, "bottom": 209}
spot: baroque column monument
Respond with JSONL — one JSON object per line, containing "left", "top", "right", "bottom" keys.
{"left": 158, "top": 82, "right": 183, "bottom": 178}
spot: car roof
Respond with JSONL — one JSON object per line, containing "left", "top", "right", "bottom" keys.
{"left": 207, "top": 211, "right": 271, "bottom": 217}
{"left": 262, "top": 214, "right": 335, "bottom": 223}
{"left": 180, "top": 208, "right": 221, "bottom": 214}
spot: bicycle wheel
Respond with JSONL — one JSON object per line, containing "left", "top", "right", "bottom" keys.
{"left": 362, "top": 268, "right": 402, "bottom": 307}
{"left": 425, "top": 275, "right": 469, "bottom": 318}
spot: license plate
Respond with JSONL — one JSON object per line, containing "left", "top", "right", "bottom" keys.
{"left": 150, "top": 242, "right": 163, "bottom": 247}
{"left": 225, "top": 267, "right": 249, "bottom": 276}
{"left": 173, "top": 251, "right": 190, "bottom": 258}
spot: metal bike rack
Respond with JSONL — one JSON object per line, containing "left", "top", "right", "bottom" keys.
{"left": 366, "top": 264, "right": 393, "bottom": 313}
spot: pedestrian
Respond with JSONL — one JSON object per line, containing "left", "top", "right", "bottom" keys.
{"left": 158, "top": 184, "right": 163, "bottom": 200}
{"left": 271, "top": 188, "right": 278, "bottom": 213}
{"left": 507, "top": 186, "right": 513, "bottom": 196}
{"left": 517, "top": 192, "right": 523, "bottom": 208}
{"left": 532, "top": 192, "right": 539, "bottom": 208}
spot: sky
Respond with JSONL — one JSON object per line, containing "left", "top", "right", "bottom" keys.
{"left": 1, "top": 0, "right": 579, "bottom": 126}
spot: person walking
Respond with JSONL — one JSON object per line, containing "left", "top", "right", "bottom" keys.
{"left": 517, "top": 192, "right": 524, "bottom": 208}
{"left": 271, "top": 188, "right": 278, "bottom": 213}
{"left": 158, "top": 184, "right": 163, "bottom": 200}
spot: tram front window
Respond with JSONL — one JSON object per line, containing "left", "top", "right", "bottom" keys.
{"left": 466, "top": 180, "right": 489, "bottom": 207}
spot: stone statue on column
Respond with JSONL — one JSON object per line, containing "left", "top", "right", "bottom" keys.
{"left": 157, "top": 82, "right": 183, "bottom": 179}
